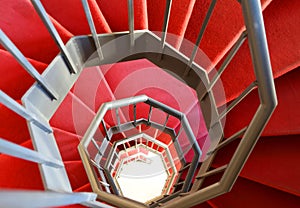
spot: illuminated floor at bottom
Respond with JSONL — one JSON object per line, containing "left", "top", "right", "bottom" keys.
{"left": 116, "top": 151, "right": 168, "bottom": 203}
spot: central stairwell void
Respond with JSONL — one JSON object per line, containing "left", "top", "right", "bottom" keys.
{"left": 0, "top": 0, "right": 278, "bottom": 207}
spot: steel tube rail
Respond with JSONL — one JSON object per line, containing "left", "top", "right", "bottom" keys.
{"left": 0, "top": 190, "right": 98, "bottom": 208}
{"left": 218, "top": 81, "right": 257, "bottom": 120}
{"left": 81, "top": 0, "right": 104, "bottom": 60}
{"left": 207, "top": 126, "right": 248, "bottom": 155}
{"left": 184, "top": 0, "right": 217, "bottom": 75}
{"left": 0, "top": 138, "right": 63, "bottom": 168}
{"left": 0, "top": 30, "right": 58, "bottom": 100}
{"left": 163, "top": 0, "right": 277, "bottom": 206}
{"left": 31, "top": 0, "right": 77, "bottom": 74}
{"left": 180, "top": 115, "right": 201, "bottom": 192}
{"left": 161, "top": 0, "right": 172, "bottom": 50}
{"left": 0, "top": 90, "right": 52, "bottom": 133}
{"left": 128, "top": 0, "right": 135, "bottom": 47}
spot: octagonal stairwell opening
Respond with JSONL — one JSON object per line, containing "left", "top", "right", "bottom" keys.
{"left": 78, "top": 94, "right": 204, "bottom": 204}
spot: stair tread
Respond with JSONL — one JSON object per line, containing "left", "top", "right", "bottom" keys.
{"left": 53, "top": 128, "right": 82, "bottom": 162}
{"left": 50, "top": 92, "right": 96, "bottom": 136}
{"left": 215, "top": 0, "right": 300, "bottom": 105}
{"left": 147, "top": 0, "right": 196, "bottom": 49}
{"left": 212, "top": 135, "right": 300, "bottom": 197}
{"left": 224, "top": 67, "right": 300, "bottom": 138}
{"left": 64, "top": 160, "right": 90, "bottom": 191}
{"left": 0, "top": 49, "right": 48, "bottom": 100}
{"left": 41, "top": 0, "right": 111, "bottom": 35}
{"left": 0, "top": 0, "right": 72, "bottom": 63}
{"left": 181, "top": 0, "right": 272, "bottom": 72}
{"left": 71, "top": 66, "right": 115, "bottom": 113}
{"left": 96, "top": 0, "right": 148, "bottom": 31}
{"left": 209, "top": 177, "right": 300, "bottom": 208}
{"left": 192, "top": 201, "right": 216, "bottom": 208}
{"left": 0, "top": 100, "right": 31, "bottom": 145}
{"left": 0, "top": 140, "right": 44, "bottom": 190}
{"left": 71, "top": 65, "right": 128, "bottom": 129}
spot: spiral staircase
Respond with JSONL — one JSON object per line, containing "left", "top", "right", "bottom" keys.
{"left": 0, "top": 0, "right": 299, "bottom": 207}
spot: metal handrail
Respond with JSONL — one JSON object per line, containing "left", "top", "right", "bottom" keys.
{"left": 162, "top": 0, "right": 277, "bottom": 207}
{"left": 0, "top": 0, "right": 277, "bottom": 206}
{"left": 79, "top": 95, "right": 202, "bottom": 206}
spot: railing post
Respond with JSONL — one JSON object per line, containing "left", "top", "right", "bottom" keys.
{"left": 220, "top": 0, "right": 278, "bottom": 190}
{"left": 161, "top": 0, "right": 172, "bottom": 51}
{"left": 81, "top": 0, "right": 104, "bottom": 60}
{"left": 0, "top": 138, "right": 63, "bottom": 168}
{"left": 31, "top": 0, "right": 77, "bottom": 74}
{"left": 161, "top": 0, "right": 277, "bottom": 207}
{"left": 0, "top": 90, "right": 52, "bottom": 133}
{"left": 128, "top": 0, "right": 135, "bottom": 47}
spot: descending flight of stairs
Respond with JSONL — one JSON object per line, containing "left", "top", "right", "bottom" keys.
{"left": 0, "top": 0, "right": 299, "bottom": 207}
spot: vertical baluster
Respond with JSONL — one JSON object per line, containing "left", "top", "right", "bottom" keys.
{"left": 115, "top": 108, "right": 121, "bottom": 127}
{"left": 133, "top": 104, "right": 137, "bottom": 125}
{"left": 161, "top": 0, "right": 172, "bottom": 51}
{"left": 31, "top": 0, "right": 77, "bottom": 74}
{"left": 210, "top": 31, "right": 247, "bottom": 90}
{"left": 0, "top": 191, "right": 99, "bottom": 208}
{"left": 200, "top": 31, "right": 247, "bottom": 101}
{"left": 0, "top": 138, "right": 63, "bottom": 168}
{"left": 128, "top": 0, "right": 135, "bottom": 47}
{"left": 0, "top": 90, "right": 52, "bottom": 133}
{"left": 184, "top": 0, "right": 217, "bottom": 76}
{"left": 81, "top": 0, "right": 104, "bottom": 60}
{"left": 147, "top": 105, "right": 153, "bottom": 124}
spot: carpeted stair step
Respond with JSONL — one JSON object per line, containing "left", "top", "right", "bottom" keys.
{"left": 96, "top": 0, "right": 148, "bottom": 32}
{"left": 71, "top": 65, "right": 129, "bottom": 131}
{"left": 181, "top": 0, "right": 272, "bottom": 72}
{"left": 41, "top": 0, "right": 111, "bottom": 35}
{"left": 50, "top": 92, "right": 97, "bottom": 136}
{"left": 0, "top": 138, "right": 90, "bottom": 196}
{"left": 214, "top": 0, "right": 300, "bottom": 104}
{"left": 64, "top": 161, "right": 90, "bottom": 191}
{"left": 0, "top": 49, "right": 47, "bottom": 100}
{"left": 0, "top": 140, "right": 44, "bottom": 190}
{"left": 0, "top": 0, "right": 73, "bottom": 64}
{"left": 71, "top": 66, "right": 116, "bottom": 113}
{"left": 53, "top": 128, "right": 82, "bottom": 161}
{"left": 147, "top": 0, "right": 196, "bottom": 49}
{"left": 193, "top": 202, "right": 215, "bottom": 208}
{"left": 211, "top": 134, "right": 300, "bottom": 197}
{"left": 224, "top": 66, "right": 300, "bottom": 138}
{"left": 0, "top": 101, "right": 31, "bottom": 145}
{"left": 209, "top": 177, "right": 300, "bottom": 208}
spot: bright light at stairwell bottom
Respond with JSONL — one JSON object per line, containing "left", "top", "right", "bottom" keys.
{"left": 116, "top": 151, "right": 168, "bottom": 203}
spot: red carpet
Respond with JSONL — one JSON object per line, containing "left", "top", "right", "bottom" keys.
{"left": 0, "top": 0, "right": 299, "bottom": 207}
